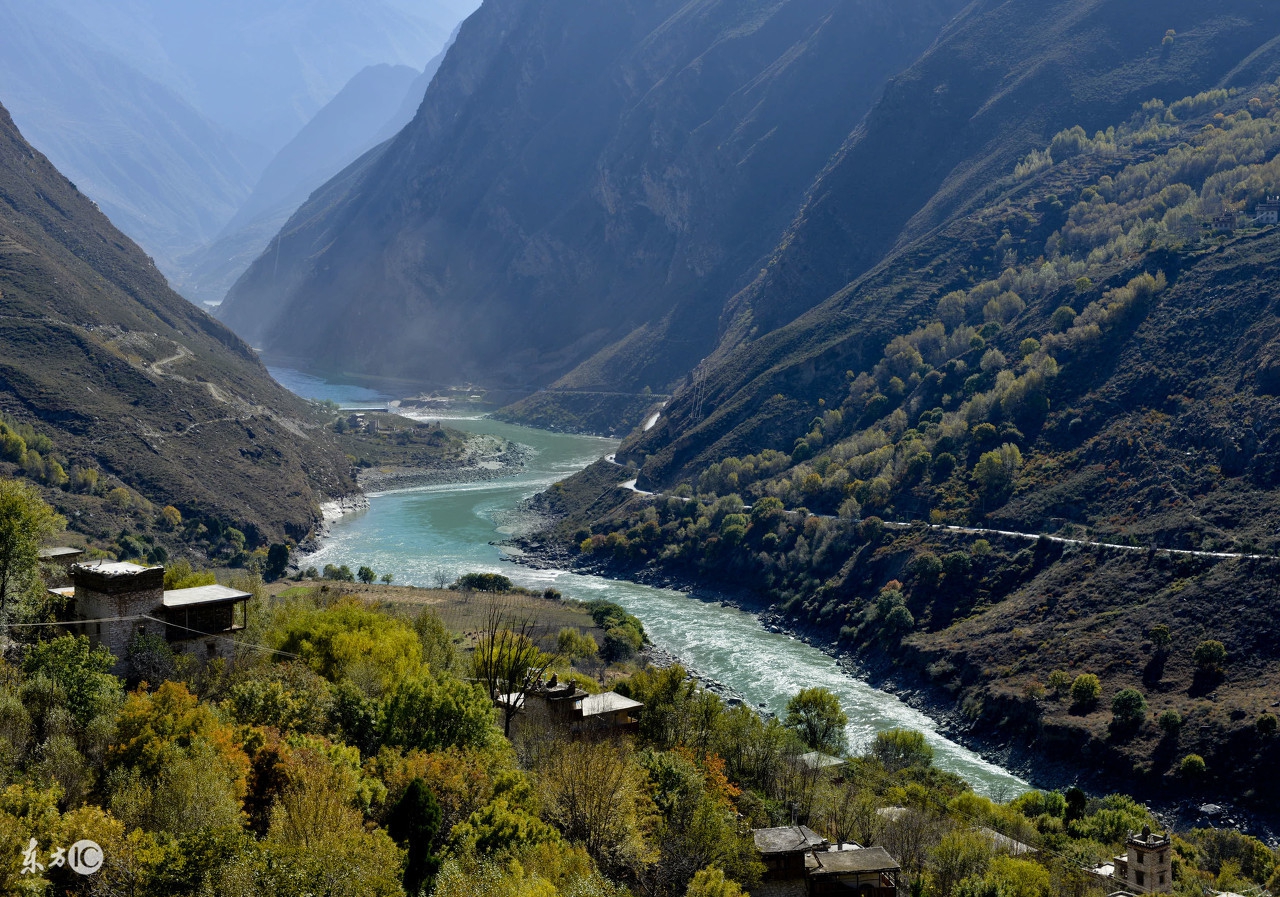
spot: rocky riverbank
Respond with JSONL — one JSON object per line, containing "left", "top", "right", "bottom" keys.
{"left": 357, "top": 434, "right": 530, "bottom": 493}
{"left": 508, "top": 535, "right": 1279, "bottom": 841}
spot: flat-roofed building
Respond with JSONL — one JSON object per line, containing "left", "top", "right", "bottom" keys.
{"left": 754, "top": 826, "right": 829, "bottom": 882}
{"left": 497, "top": 681, "right": 642, "bottom": 736}
{"left": 807, "top": 846, "right": 900, "bottom": 897}
{"left": 64, "top": 560, "right": 249, "bottom": 673}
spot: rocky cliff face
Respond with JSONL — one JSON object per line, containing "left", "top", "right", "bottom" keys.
{"left": 218, "top": 0, "right": 967, "bottom": 395}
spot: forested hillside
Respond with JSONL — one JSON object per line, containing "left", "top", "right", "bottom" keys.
{"left": 538, "top": 80, "right": 1280, "bottom": 813}
{"left": 0, "top": 102, "right": 357, "bottom": 549}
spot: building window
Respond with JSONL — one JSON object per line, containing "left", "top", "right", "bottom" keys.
{"left": 1137, "top": 852, "right": 1144, "bottom": 865}
{"left": 1159, "top": 874, "right": 1165, "bottom": 885}
{"left": 1136, "top": 871, "right": 1145, "bottom": 887}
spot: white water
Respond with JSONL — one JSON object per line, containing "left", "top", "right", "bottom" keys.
{"left": 276, "top": 369, "right": 1031, "bottom": 799}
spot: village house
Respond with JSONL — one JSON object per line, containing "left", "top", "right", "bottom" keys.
{"left": 753, "top": 825, "right": 902, "bottom": 897}
{"left": 1254, "top": 196, "right": 1280, "bottom": 225}
{"left": 497, "top": 678, "right": 642, "bottom": 736}
{"left": 1092, "top": 826, "right": 1173, "bottom": 895}
{"left": 807, "top": 846, "right": 901, "bottom": 897}
{"left": 1212, "top": 212, "right": 1238, "bottom": 231}
{"left": 52, "top": 560, "right": 250, "bottom": 674}
{"left": 38, "top": 546, "right": 84, "bottom": 567}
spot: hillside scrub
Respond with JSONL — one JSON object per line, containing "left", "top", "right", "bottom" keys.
{"left": 539, "top": 81, "right": 1280, "bottom": 812}
{"left": 4, "top": 530, "right": 1280, "bottom": 896}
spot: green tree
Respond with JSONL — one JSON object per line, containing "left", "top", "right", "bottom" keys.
{"left": 1158, "top": 709, "right": 1183, "bottom": 733}
{"left": 1148, "top": 624, "right": 1172, "bottom": 653}
{"left": 265, "top": 544, "right": 290, "bottom": 580}
{"left": 380, "top": 672, "right": 496, "bottom": 753}
{"left": 973, "top": 444, "right": 1023, "bottom": 499}
{"left": 357, "top": 565, "right": 376, "bottom": 584}
{"left": 1180, "top": 753, "right": 1206, "bottom": 777}
{"left": 449, "top": 797, "right": 561, "bottom": 856}
{"left": 23, "top": 634, "right": 120, "bottom": 727}
{"left": 1046, "top": 670, "right": 1072, "bottom": 697}
{"left": 415, "top": 609, "right": 457, "bottom": 675}
{"left": 1193, "top": 640, "right": 1227, "bottom": 673}
{"left": 686, "top": 867, "right": 746, "bottom": 897}
{"left": 0, "top": 479, "right": 65, "bottom": 614}
{"left": 785, "top": 687, "right": 849, "bottom": 755}
{"left": 386, "top": 778, "right": 442, "bottom": 894}
{"left": 1070, "top": 674, "right": 1101, "bottom": 709}
{"left": 455, "top": 572, "right": 513, "bottom": 592}
{"left": 871, "top": 728, "right": 935, "bottom": 772}
{"left": 1111, "top": 689, "right": 1147, "bottom": 729}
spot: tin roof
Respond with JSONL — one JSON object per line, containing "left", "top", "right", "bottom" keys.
{"left": 809, "top": 847, "right": 900, "bottom": 875}
{"left": 162, "top": 585, "right": 252, "bottom": 608}
{"left": 580, "top": 692, "right": 642, "bottom": 716}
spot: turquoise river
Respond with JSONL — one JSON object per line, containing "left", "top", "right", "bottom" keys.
{"left": 272, "top": 368, "right": 1030, "bottom": 800}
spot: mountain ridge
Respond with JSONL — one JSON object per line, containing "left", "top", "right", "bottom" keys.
{"left": 0, "top": 100, "right": 356, "bottom": 548}
{"left": 218, "top": 0, "right": 969, "bottom": 399}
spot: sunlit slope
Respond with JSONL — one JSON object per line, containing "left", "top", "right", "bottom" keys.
{"left": 0, "top": 103, "right": 355, "bottom": 542}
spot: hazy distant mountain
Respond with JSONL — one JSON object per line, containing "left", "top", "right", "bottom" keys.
{"left": 0, "top": 100, "right": 356, "bottom": 542}
{"left": 174, "top": 62, "right": 434, "bottom": 306}
{"left": 219, "top": 0, "right": 968, "bottom": 391}
{"left": 0, "top": 1, "right": 257, "bottom": 279}
{"left": 38, "top": 0, "right": 480, "bottom": 156}
{"left": 0, "top": 0, "right": 476, "bottom": 298}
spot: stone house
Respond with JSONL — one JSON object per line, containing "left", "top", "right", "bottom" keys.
{"left": 497, "top": 680, "right": 642, "bottom": 736}
{"left": 753, "top": 826, "right": 902, "bottom": 897}
{"left": 54, "top": 560, "right": 250, "bottom": 674}
{"left": 1254, "top": 197, "right": 1280, "bottom": 225}
{"left": 807, "top": 846, "right": 901, "bottom": 897}
{"left": 1212, "top": 212, "right": 1237, "bottom": 231}
{"left": 1092, "top": 826, "right": 1172, "bottom": 894}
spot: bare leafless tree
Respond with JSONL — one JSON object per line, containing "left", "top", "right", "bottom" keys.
{"left": 471, "top": 596, "right": 562, "bottom": 737}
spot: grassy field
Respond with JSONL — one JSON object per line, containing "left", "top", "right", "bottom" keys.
{"left": 265, "top": 580, "right": 607, "bottom": 652}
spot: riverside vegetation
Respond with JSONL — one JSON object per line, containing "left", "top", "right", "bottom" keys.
{"left": 536, "top": 82, "right": 1280, "bottom": 813}
{"left": 3, "top": 483, "right": 1280, "bottom": 896}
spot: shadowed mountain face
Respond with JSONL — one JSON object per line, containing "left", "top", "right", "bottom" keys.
{"left": 173, "top": 62, "right": 434, "bottom": 306}
{"left": 0, "top": 102, "right": 355, "bottom": 542}
{"left": 218, "top": 0, "right": 968, "bottom": 391}
{"left": 627, "top": 0, "right": 1280, "bottom": 485}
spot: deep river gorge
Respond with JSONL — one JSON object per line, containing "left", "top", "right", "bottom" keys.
{"left": 271, "top": 368, "right": 1030, "bottom": 800}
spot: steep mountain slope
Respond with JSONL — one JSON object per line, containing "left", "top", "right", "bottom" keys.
{"left": 0, "top": 1, "right": 257, "bottom": 281}
{"left": 535, "top": 76, "right": 1280, "bottom": 809}
{"left": 175, "top": 63, "right": 429, "bottom": 306}
{"left": 720, "top": 0, "right": 1280, "bottom": 341}
{"left": 219, "top": 0, "right": 968, "bottom": 397}
{"left": 0, "top": 102, "right": 355, "bottom": 545}
{"left": 631, "top": 0, "right": 1280, "bottom": 485}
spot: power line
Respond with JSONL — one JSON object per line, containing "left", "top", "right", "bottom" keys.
{"left": 4, "top": 613, "right": 303, "bottom": 661}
